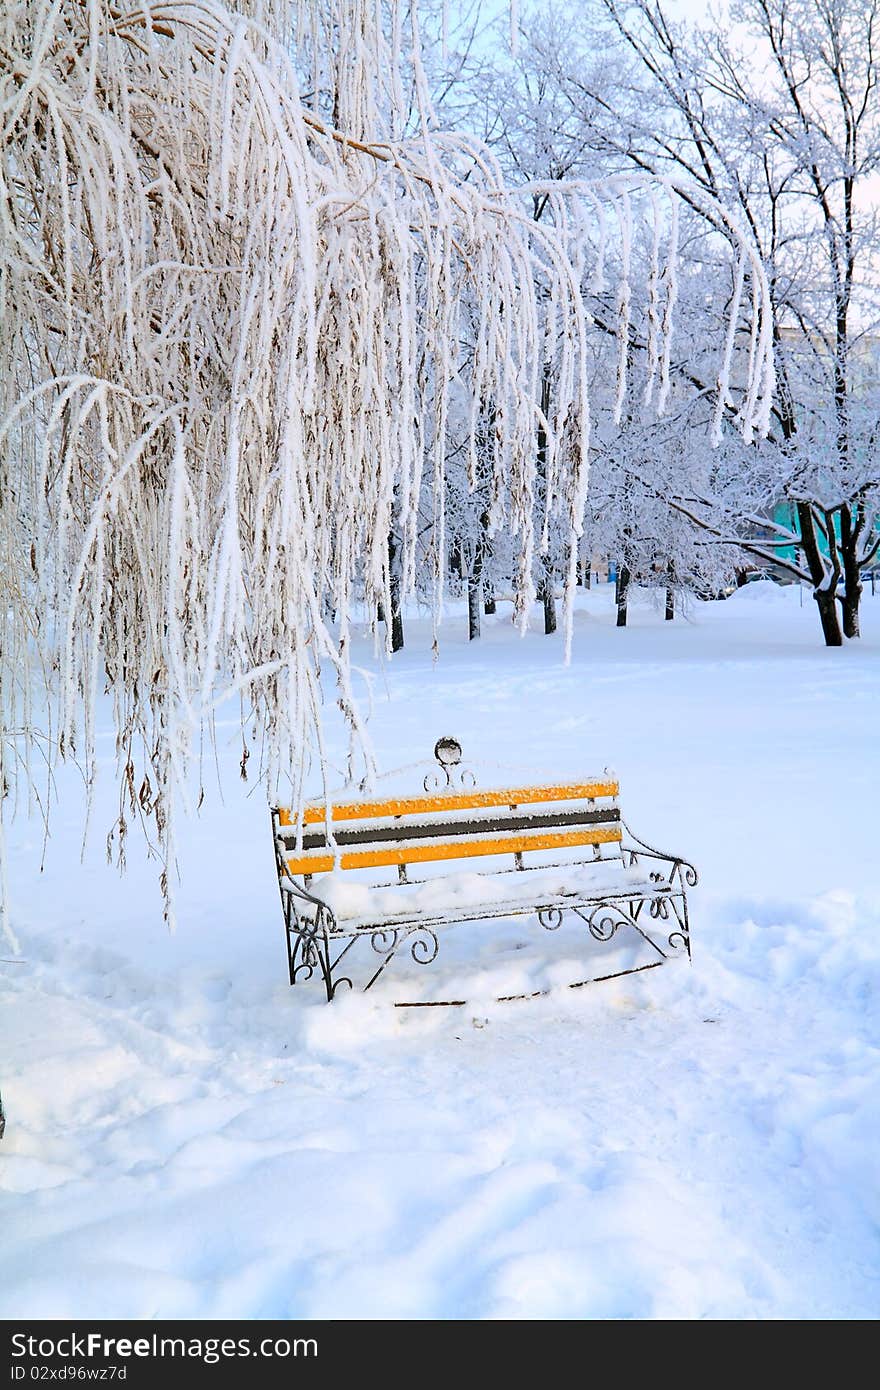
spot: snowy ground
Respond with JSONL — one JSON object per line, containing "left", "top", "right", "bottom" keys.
{"left": 2, "top": 581, "right": 879, "bottom": 1319}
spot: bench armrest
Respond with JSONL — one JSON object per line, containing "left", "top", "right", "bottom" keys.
{"left": 620, "top": 821, "right": 698, "bottom": 890}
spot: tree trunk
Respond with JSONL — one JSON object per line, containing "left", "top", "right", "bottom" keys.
{"left": 469, "top": 503, "right": 494, "bottom": 638}
{"left": 775, "top": 336, "right": 843, "bottom": 648}
{"left": 840, "top": 578, "right": 861, "bottom": 640}
{"left": 468, "top": 532, "right": 485, "bottom": 642}
{"left": 839, "top": 503, "right": 862, "bottom": 639}
{"left": 467, "top": 576, "right": 481, "bottom": 640}
{"left": 484, "top": 587, "right": 496, "bottom": 615}
{"left": 665, "top": 561, "right": 674, "bottom": 621}
{"left": 539, "top": 563, "right": 557, "bottom": 635}
{"left": 816, "top": 589, "right": 841, "bottom": 646}
{"left": 840, "top": 589, "right": 861, "bottom": 640}
{"left": 536, "top": 369, "right": 556, "bottom": 635}
{"left": 616, "top": 565, "right": 630, "bottom": 628}
{"left": 796, "top": 501, "right": 843, "bottom": 647}
{"left": 390, "top": 595, "right": 404, "bottom": 652}
{"left": 387, "top": 530, "right": 404, "bottom": 652}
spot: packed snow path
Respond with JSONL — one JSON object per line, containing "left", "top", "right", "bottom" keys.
{"left": 2, "top": 584, "right": 878, "bottom": 1319}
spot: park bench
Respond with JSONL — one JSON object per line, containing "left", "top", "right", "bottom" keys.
{"left": 271, "top": 738, "right": 697, "bottom": 1006}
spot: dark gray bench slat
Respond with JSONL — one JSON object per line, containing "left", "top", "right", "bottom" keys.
{"left": 280, "top": 804, "right": 622, "bottom": 852}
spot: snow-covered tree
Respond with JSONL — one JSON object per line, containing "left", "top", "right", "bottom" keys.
{"left": 0, "top": 0, "right": 772, "bottom": 932}
{"left": 549, "top": 0, "right": 880, "bottom": 645}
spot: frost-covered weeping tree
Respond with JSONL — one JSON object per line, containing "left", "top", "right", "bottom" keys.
{"left": 0, "top": 0, "right": 773, "bottom": 930}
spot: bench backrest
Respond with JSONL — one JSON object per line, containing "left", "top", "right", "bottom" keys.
{"left": 274, "top": 777, "right": 622, "bottom": 879}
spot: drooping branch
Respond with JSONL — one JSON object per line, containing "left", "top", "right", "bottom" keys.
{"left": 0, "top": 0, "right": 774, "bottom": 929}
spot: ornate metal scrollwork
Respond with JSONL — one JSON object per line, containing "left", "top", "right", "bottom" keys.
{"left": 360, "top": 922, "right": 440, "bottom": 991}
{"left": 538, "top": 905, "right": 564, "bottom": 931}
{"left": 423, "top": 735, "right": 477, "bottom": 793}
{"left": 291, "top": 957, "right": 317, "bottom": 984}
{"left": 408, "top": 926, "right": 439, "bottom": 965}
{"left": 370, "top": 927, "right": 399, "bottom": 956}
{"left": 667, "top": 930, "right": 689, "bottom": 953}
{"left": 649, "top": 895, "right": 671, "bottom": 920}
{"left": 574, "top": 902, "right": 627, "bottom": 942}
{"left": 679, "top": 861, "right": 698, "bottom": 888}
{"left": 588, "top": 913, "right": 619, "bottom": 942}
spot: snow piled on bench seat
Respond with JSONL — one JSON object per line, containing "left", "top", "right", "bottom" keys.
{"left": 295, "top": 860, "right": 658, "bottom": 927}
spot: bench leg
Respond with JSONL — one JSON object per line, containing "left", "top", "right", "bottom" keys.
{"left": 292, "top": 918, "right": 337, "bottom": 1001}
{"left": 288, "top": 923, "right": 442, "bottom": 999}
{"left": 315, "top": 921, "right": 335, "bottom": 1002}
{"left": 627, "top": 891, "right": 691, "bottom": 962}
{"left": 657, "top": 890, "right": 691, "bottom": 961}
{"left": 284, "top": 899, "right": 340, "bottom": 1000}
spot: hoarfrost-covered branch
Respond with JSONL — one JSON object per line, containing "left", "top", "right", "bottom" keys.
{"left": 0, "top": 0, "right": 773, "bottom": 924}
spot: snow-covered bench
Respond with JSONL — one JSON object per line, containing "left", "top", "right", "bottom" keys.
{"left": 271, "top": 738, "right": 696, "bottom": 1005}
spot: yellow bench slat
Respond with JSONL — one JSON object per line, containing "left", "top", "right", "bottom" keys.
{"left": 285, "top": 825, "right": 622, "bottom": 876}
{"left": 277, "top": 779, "right": 619, "bottom": 828}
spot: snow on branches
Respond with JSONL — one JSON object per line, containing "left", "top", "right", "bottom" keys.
{"left": 0, "top": 0, "right": 773, "bottom": 924}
